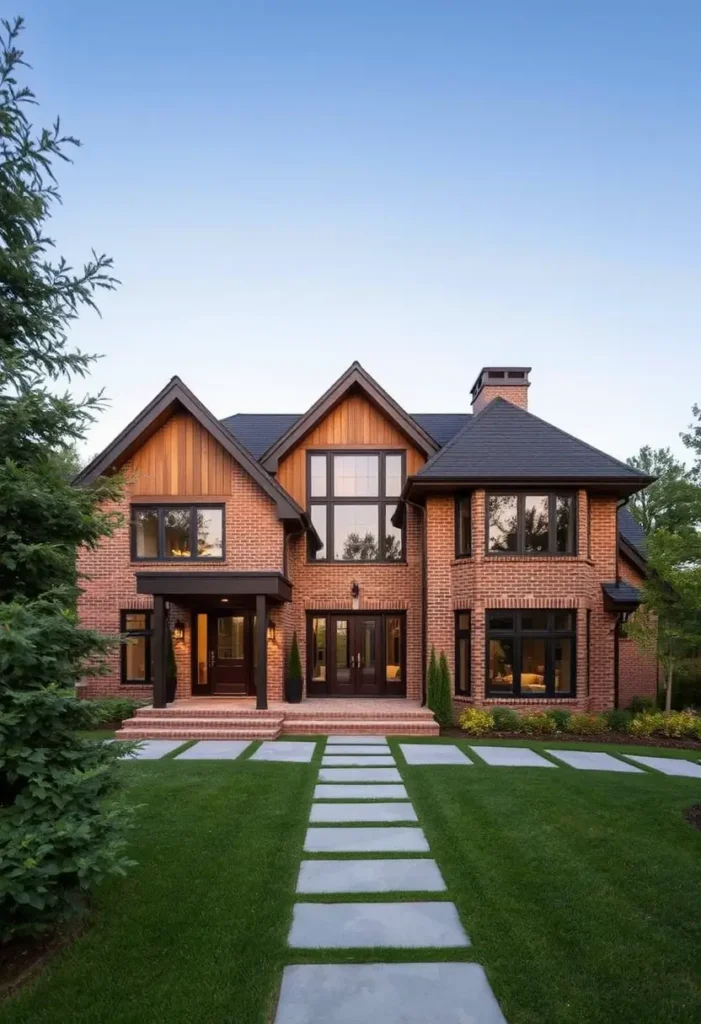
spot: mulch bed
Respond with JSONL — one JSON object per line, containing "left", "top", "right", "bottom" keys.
{"left": 684, "top": 805, "right": 701, "bottom": 831}
{"left": 0, "top": 922, "right": 84, "bottom": 1001}
{"left": 441, "top": 728, "right": 701, "bottom": 749}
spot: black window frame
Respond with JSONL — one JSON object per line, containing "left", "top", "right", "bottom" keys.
{"left": 455, "top": 611, "right": 471, "bottom": 695}
{"left": 454, "top": 493, "right": 472, "bottom": 558}
{"left": 485, "top": 492, "right": 576, "bottom": 556}
{"left": 131, "top": 503, "right": 226, "bottom": 562}
{"left": 307, "top": 450, "right": 406, "bottom": 563}
{"left": 120, "top": 609, "right": 152, "bottom": 685}
{"left": 485, "top": 609, "right": 576, "bottom": 698}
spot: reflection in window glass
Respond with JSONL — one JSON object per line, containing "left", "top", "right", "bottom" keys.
{"left": 386, "top": 617, "right": 402, "bottom": 682}
{"left": 333, "top": 455, "right": 379, "bottom": 497}
{"left": 310, "top": 505, "right": 327, "bottom": 560}
{"left": 197, "top": 613, "right": 208, "bottom": 685}
{"left": 457, "top": 637, "right": 469, "bottom": 695}
{"left": 457, "top": 612, "right": 470, "bottom": 631}
{"left": 125, "top": 636, "right": 147, "bottom": 681}
{"left": 520, "top": 610, "right": 548, "bottom": 631}
{"left": 384, "top": 505, "right": 402, "bottom": 561}
{"left": 335, "top": 619, "right": 350, "bottom": 683}
{"left": 553, "top": 611, "right": 574, "bottom": 631}
{"left": 135, "top": 509, "right": 158, "bottom": 558}
{"left": 310, "top": 455, "right": 327, "bottom": 497}
{"left": 524, "top": 495, "right": 549, "bottom": 552}
{"left": 556, "top": 495, "right": 574, "bottom": 553}
{"left": 164, "top": 508, "right": 191, "bottom": 557}
{"left": 312, "top": 617, "right": 327, "bottom": 681}
{"left": 554, "top": 638, "right": 573, "bottom": 693}
{"left": 457, "top": 496, "right": 471, "bottom": 555}
{"left": 488, "top": 495, "right": 518, "bottom": 551}
{"left": 489, "top": 639, "right": 514, "bottom": 693}
{"left": 334, "top": 505, "right": 379, "bottom": 560}
{"left": 385, "top": 454, "right": 403, "bottom": 497}
{"left": 217, "top": 616, "right": 244, "bottom": 660}
{"left": 121, "top": 611, "right": 151, "bottom": 683}
{"left": 488, "top": 612, "right": 514, "bottom": 631}
{"left": 520, "top": 638, "right": 546, "bottom": 693}
{"left": 197, "top": 508, "right": 223, "bottom": 557}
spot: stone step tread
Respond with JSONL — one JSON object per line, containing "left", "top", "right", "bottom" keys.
{"left": 287, "top": 902, "right": 470, "bottom": 949}
{"left": 126, "top": 716, "right": 284, "bottom": 727}
{"left": 135, "top": 709, "right": 284, "bottom": 720}
{"left": 296, "top": 858, "right": 446, "bottom": 894}
{"left": 117, "top": 728, "right": 281, "bottom": 740}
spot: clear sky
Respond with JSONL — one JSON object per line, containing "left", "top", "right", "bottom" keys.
{"left": 22, "top": 1, "right": 701, "bottom": 463}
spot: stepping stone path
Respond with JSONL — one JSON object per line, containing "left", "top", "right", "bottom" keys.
{"left": 123, "top": 739, "right": 184, "bottom": 760}
{"left": 175, "top": 740, "right": 251, "bottom": 760}
{"left": 470, "top": 745, "right": 556, "bottom": 768}
{"left": 274, "top": 736, "right": 508, "bottom": 1024}
{"left": 250, "top": 741, "right": 316, "bottom": 763}
{"left": 546, "top": 749, "right": 642, "bottom": 772}
{"left": 623, "top": 754, "right": 701, "bottom": 777}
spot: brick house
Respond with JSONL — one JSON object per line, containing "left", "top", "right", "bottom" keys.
{"left": 75, "top": 362, "right": 655, "bottom": 736}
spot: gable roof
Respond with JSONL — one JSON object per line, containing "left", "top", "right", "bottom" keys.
{"left": 221, "top": 410, "right": 470, "bottom": 460}
{"left": 74, "top": 377, "right": 312, "bottom": 530}
{"left": 259, "top": 361, "right": 440, "bottom": 471}
{"left": 412, "top": 397, "right": 653, "bottom": 495}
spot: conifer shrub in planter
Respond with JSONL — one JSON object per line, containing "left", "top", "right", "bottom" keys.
{"left": 285, "top": 632, "right": 303, "bottom": 704}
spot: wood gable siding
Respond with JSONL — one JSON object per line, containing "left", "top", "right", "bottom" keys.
{"left": 129, "top": 411, "right": 229, "bottom": 496}
{"left": 276, "top": 392, "right": 425, "bottom": 506}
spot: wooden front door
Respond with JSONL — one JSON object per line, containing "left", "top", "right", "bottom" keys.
{"left": 329, "top": 615, "right": 382, "bottom": 696}
{"left": 207, "top": 612, "right": 252, "bottom": 695}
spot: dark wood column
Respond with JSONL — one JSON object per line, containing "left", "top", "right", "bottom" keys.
{"left": 152, "top": 595, "right": 167, "bottom": 709}
{"left": 256, "top": 593, "right": 268, "bottom": 710}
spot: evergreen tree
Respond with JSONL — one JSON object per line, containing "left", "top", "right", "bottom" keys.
{"left": 0, "top": 18, "right": 134, "bottom": 941}
{"left": 435, "top": 651, "right": 454, "bottom": 728}
{"left": 287, "top": 631, "right": 302, "bottom": 682}
{"left": 427, "top": 645, "right": 440, "bottom": 719}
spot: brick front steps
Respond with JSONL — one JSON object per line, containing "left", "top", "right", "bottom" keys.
{"left": 116, "top": 702, "right": 439, "bottom": 740}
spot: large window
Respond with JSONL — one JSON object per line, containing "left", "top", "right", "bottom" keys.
{"left": 120, "top": 610, "right": 152, "bottom": 684}
{"left": 132, "top": 505, "right": 224, "bottom": 561}
{"left": 455, "top": 612, "right": 471, "bottom": 695}
{"left": 487, "top": 493, "right": 575, "bottom": 555}
{"left": 308, "top": 452, "right": 404, "bottom": 562}
{"left": 486, "top": 610, "right": 576, "bottom": 698}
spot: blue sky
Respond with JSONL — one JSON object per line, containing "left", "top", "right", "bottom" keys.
{"left": 23, "top": 1, "right": 701, "bottom": 462}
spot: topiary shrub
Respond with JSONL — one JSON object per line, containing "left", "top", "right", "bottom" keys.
{"left": 427, "top": 646, "right": 440, "bottom": 722}
{"left": 569, "top": 712, "right": 606, "bottom": 735}
{"left": 602, "top": 709, "right": 633, "bottom": 733}
{"left": 491, "top": 707, "right": 521, "bottom": 732}
{"left": 285, "top": 631, "right": 303, "bottom": 703}
{"left": 519, "top": 712, "right": 557, "bottom": 736}
{"left": 547, "top": 709, "right": 573, "bottom": 732}
{"left": 433, "top": 651, "right": 454, "bottom": 728}
{"left": 458, "top": 708, "right": 494, "bottom": 735}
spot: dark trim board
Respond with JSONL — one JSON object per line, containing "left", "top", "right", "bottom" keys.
{"left": 136, "top": 571, "right": 292, "bottom": 602}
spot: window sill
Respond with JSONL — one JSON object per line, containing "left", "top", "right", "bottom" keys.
{"left": 122, "top": 680, "right": 152, "bottom": 686}
{"left": 484, "top": 553, "right": 578, "bottom": 561}
{"left": 305, "top": 560, "right": 408, "bottom": 567}
{"left": 131, "top": 558, "right": 226, "bottom": 565}
{"left": 484, "top": 695, "right": 578, "bottom": 703}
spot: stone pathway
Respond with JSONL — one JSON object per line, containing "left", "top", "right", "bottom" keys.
{"left": 274, "top": 736, "right": 508, "bottom": 1024}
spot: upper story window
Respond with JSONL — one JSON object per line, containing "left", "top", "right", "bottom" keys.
{"left": 132, "top": 504, "right": 224, "bottom": 561}
{"left": 455, "top": 495, "right": 472, "bottom": 557}
{"left": 308, "top": 451, "right": 404, "bottom": 562}
{"left": 486, "top": 493, "right": 575, "bottom": 556}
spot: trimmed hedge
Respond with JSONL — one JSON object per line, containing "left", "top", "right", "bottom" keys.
{"left": 457, "top": 705, "right": 701, "bottom": 739}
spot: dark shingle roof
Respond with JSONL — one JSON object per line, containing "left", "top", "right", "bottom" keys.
{"left": 416, "top": 398, "right": 651, "bottom": 485}
{"left": 602, "top": 581, "right": 641, "bottom": 605}
{"left": 220, "top": 412, "right": 469, "bottom": 460}
{"left": 618, "top": 506, "right": 647, "bottom": 559}
{"left": 220, "top": 413, "right": 300, "bottom": 459}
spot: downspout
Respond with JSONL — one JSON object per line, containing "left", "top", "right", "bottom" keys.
{"left": 613, "top": 497, "right": 629, "bottom": 710}
{"left": 405, "top": 496, "right": 428, "bottom": 706}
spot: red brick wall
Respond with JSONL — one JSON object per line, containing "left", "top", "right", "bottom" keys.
{"left": 77, "top": 455, "right": 286, "bottom": 699}
{"left": 425, "top": 489, "right": 621, "bottom": 716}
{"left": 284, "top": 504, "right": 424, "bottom": 700}
{"left": 472, "top": 384, "right": 529, "bottom": 414}
{"left": 617, "top": 557, "right": 658, "bottom": 707}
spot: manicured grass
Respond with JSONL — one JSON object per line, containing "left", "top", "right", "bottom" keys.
{"left": 3, "top": 753, "right": 319, "bottom": 1024}
{"left": 76, "top": 730, "right": 116, "bottom": 740}
{"left": 397, "top": 743, "right": 701, "bottom": 1024}
{"left": 4, "top": 737, "right": 701, "bottom": 1023}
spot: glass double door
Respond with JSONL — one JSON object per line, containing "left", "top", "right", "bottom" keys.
{"left": 329, "top": 615, "right": 382, "bottom": 696}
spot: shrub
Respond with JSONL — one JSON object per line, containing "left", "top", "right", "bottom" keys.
{"left": 432, "top": 651, "right": 454, "bottom": 728}
{"left": 547, "top": 709, "right": 572, "bottom": 732}
{"left": 569, "top": 712, "right": 606, "bottom": 735}
{"left": 458, "top": 708, "right": 494, "bottom": 735}
{"left": 519, "top": 712, "right": 557, "bottom": 736}
{"left": 427, "top": 647, "right": 443, "bottom": 724}
{"left": 661, "top": 710, "right": 698, "bottom": 738}
{"left": 628, "top": 695, "right": 656, "bottom": 715}
{"left": 89, "top": 697, "right": 146, "bottom": 726}
{"left": 629, "top": 712, "right": 666, "bottom": 737}
{"left": 602, "top": 709, "right": 633, "bottom": 733}
{"left": 491, "top": 707, "right": 521, "bottom": 732}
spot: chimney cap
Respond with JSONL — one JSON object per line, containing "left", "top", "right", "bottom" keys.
{"left": 470, "top": 366, "right": 531, "bottom": 401}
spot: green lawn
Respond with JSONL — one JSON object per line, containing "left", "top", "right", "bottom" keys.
{"left": 3, "top": 738, "right": 701, "bottom": 1023}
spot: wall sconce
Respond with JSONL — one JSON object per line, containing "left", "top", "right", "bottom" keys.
{"left": 350, "top": 581, "right": 360, "bottom": 598}
{"left": 267, "top": 618, "right": 276, "bottom": 643}
{"left": 172, "top": 620, "right": 185, "bottom": 643}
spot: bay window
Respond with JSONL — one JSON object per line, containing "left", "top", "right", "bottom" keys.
{"left": 487, "top": 493, "right": 575, "bottom": 555}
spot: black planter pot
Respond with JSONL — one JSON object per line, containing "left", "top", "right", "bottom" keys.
{"left": 166, "top": 676, "right": 177, "bottom": 704}
{"left": 285, "top": 675, "right": 303, "bottom": 704}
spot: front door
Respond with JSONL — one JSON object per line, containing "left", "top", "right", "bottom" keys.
{"left": 207, "top": 613, "right": 251, "bottom": 695}
{"left": 329, "top": 615, "right": 382, "bottom": 696}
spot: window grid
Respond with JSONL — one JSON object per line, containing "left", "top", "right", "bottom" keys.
{"left": 455, "top": 611, "right": 471, "bottom": 695}
{"left": 307, "top": 451, "right": 406, "bottom": 563}
{"left": 120, "top": 609, "right": 152, "bottom": 685}
{"left": 486, "top": 609, "right": 576, "bottom": 698}
{"left": 131, "top": 504, "right": 225, "bottom": 562}
{"left": 485, "top": 492, "right": 576, "bottom": 556}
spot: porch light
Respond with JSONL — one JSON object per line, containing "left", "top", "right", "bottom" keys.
{"left": 267, "top": 619, "right": 276, "bottom": 643}
{"left": 172, "top": 620, "right": 185, "bottom": 642}
{"left": 220, "top": 597, "right": 229, "bottom": 603}
{"left": 351, "top": 580, "right": 360, "bottom": 598}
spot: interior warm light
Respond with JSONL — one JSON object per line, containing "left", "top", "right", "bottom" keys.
{"left": 220, "top": 598, "right": 229, "bottom": 603}
{"left": 267, "top": 619, "right": 276, "bottom": 643}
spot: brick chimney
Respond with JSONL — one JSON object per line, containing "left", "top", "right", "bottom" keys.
{"left": 470, "top": 367, "right": 530, "bottom": 414}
